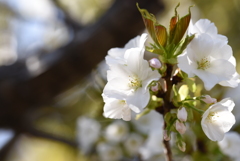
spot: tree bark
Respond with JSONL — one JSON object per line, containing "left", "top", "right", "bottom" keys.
{"left": 0, "top": 0, "right": 165, "bottom": 130}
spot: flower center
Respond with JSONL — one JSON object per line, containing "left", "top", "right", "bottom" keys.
{"left": 206, "top": 112, "right": 220, "bottom": 123}
{"left": 197, "top": 57, "right": 210, "bottom": 70}
{"left": 118, "top": 100, "right": 126, "bottom": 105}
{"left": 128, "top": 75, "right": 142, "bottom": 91}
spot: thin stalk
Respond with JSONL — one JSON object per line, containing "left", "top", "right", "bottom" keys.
{"left": 162, "top": 64, "right": 174, "bottom": 161}
{"left": 185, "top": 103, "right": 204, "bottom": 114}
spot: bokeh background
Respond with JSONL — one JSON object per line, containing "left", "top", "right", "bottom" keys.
{"left": 0, "top": 0, "right": 239, "bottom": 161}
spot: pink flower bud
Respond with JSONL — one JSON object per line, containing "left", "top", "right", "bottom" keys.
{"left": 164, "top": 130, "right": 171, "bottom": 141}
{"left": 178, "top": 141, "right": 186, "bottom": 152}
{"left": 176, "top": 120, "right": 186, "bottom": 135}
{"left": 177, "top": 107, "right": 187, "bottom": 122}
{"left": 151, "top": 83, "right": 159, "bottom": 92}
{"left": 149, "top": 58, "right": 161, "bottom": 69}
{"left": 202, "top": 95, "right": 217, "bottom": 104}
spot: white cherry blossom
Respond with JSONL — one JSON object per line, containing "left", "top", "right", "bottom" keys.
{"left": 104, "top": 121, "right": 129, "bottom": 143}
{"left": 131, "top": 110, "right": 164, "bottom": 134}
{"left": 103, "top": 47, "right": 161, "bottom": 114}
{"left": 102, "top": 96, "right": 132, "bottom": 121}
{"left": 97, "top": 142, "right": 122, "bottom": 161}
{"left": 178, "top": 33, "right": 236, "bottom": 90}
{"left": 139, "top": 129, "right": 166, "bottom": 160}
{"left": 201, "top": 98, "right": 235, "bottom": 141}
{"left": 124, "top": 133, "right": 144, "bottom": 156}
{"left": 77, "top": 116, "right": 101, "bottom": 154}
{"left": 188, "top": 19, "right": 227, "bottom": 41}
{"left": 105, "top": 33, "right": 147, "bottom": 66}
{"left": 218, "top": 131, "right": 240, "bottom": 160}
{"left": 187, "top": 19, "right": 240, "bottom": 88}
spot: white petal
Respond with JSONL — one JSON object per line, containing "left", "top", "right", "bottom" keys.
{"left": 194, "top": 70, "right": 219, "bottom": 90}
{"left": 108, "top": 77, "right": 131, "bottom": 91}
{"left": 207, "top": 59, "right": 235, "bottom": 79}
{"left": 127, "top": 88, "right": 150, "bottom": 111}
{"left": 210, "top": 41, "right": 232, "bottom": 60}
{"left": 219, "top": 72, "right": 240, "bottom": 88}
{"left": 219, "top": 98, "right": 235, "bottom": 112}
{"left": 177, "top": 52, "right": 196, "bottom": 77}
{"left": 228, "top": 56, "right": 236, "bottom": 66}
{"left": 103, "top": 98, "right": 131, "bottom": 121}
{"left": 103, "top": 83, "right": 126, "bottom": 100}
{"left": 142, "top": 69, "right": 161, "bottom": 90}
{"left": 189, "top": 19, "right": 228, "bottom": 41}
{"left": 196, "top": 19, "right": 218, "bottom": 35}
{"left": 189, "top": 34, "right": 214, "bottom": 59}
{"left": 108, "top": 48, "right": 125, "bottom": 57}
{"left": 124, "top": 33, "right": 148, "bottom": 49}
{"left": 125, "top": 48, "right": 144, "bottom": 74}
{"left": 107, "top": 65, "right": 131, "bottom": 81}
{"left": 202, "top": 120, "right": 225, "bottom": 141}
{"left": 217, "top": 111, "right": 235, "bottom": 132}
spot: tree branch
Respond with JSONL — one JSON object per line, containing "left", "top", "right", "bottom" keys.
{"left": 0, "top": 0, "right": 165, "bottom": 129}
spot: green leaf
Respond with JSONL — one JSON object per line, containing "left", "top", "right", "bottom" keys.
{"left": 146, "top": 46, "right": 165, "bottom": 55}
{"left": 172, "top": 84, "right": 180, "bottom": 106}
{"left": 165, "top": 112, "right": 177, "bottom": 132}
{"left": 174, "top": 34, "right": 195, "bottom": 56}
{"left": 185, "top": 78, "right": 196, "bottom": 93}
{"left": 185, "top": 107, "right": 193, "bottom": 121}
{"left": 179, "top": 85, "right": 189, "bottom": 101}
{"left": 172, "top": 84, "right": 178, "bottom": 97}
{"left": 172, "top": 6, "right": 192, "bottom": 45}
{"left": 164, "top": 112, "right": 172, "bottom": 123}
{"left": 167, "top": 57, "right": 178, "bottom": 64}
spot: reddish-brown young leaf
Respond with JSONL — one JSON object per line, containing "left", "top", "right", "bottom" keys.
{"left": 155, "top": 24, "right": 167, "bottom": 47}
{"left": 169, "top": 3, "right": 179, "bottom": 44}
{"left": 172, "top": 7, "right": 191, "bottom": 45}
{"left": 137, "top": 4, "right": 159, "bottom": 45}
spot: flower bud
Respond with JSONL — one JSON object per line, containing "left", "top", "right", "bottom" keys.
{"left": 202, "top": 95, "right": 217, "bottom": 104}
{"left": 149, "top": 58, "right": 161, "bottom": 69}
{"left": 176, "top": 120, "right": 186, "bottom": 135}
{"left": 177, "top": 107, "right": 187, "bottom": 122}
{"left": 164, "top": 130, "right": 171, "bottom": 141}
{"left": 178, "top": 141, "right": 186, "bottom": 152}
{"left": 151, "top": 83, "right": 159, "bottom": 92}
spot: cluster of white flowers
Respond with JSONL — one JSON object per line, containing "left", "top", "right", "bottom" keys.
{"left": 98, "top": 5, "right": 239, "bottom": 159}
{"left": 178, "top": 19, "right": 240, "bottom": 90}
{"left": 218, "top": 131, "right": 240, "bottom": 160}
{"left": 77, "top": 111, "right": 166, "bottom": 160}
{"left": 77, "top": 116, "right": 101, "bottom": 154}
{"left": 176, "top": 19, "right": 237, "bottom": 141}
{"left": 102, "top": 33, "right": 161, "bottom": 121}
{"left": 201, "top": 98, "right": 235, "bottom": 141}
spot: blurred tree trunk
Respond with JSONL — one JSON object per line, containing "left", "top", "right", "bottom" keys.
{"left": 0, "top": 0, "right": 164, "bottom": 132}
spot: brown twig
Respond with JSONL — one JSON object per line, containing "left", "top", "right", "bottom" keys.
{"left": 164, "top": 140, "right": 172, "bottom": 161}
{"left": 156, "top": 64, "right": 177, "bottom": 161}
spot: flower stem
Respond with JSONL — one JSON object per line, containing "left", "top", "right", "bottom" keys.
{"left": 164, "top": 139, "right": 172, "bottom": 161}
{"left": 162, "top": 64, "right": 174, "bottom": 161}
{"left": 156, "top": 64, "right": 183, "bottom": 161}
{"left": 184, "top": 103, "right": 204, "bottom": 114}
